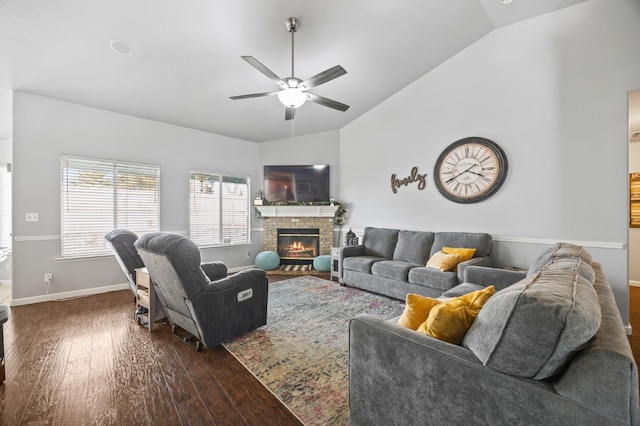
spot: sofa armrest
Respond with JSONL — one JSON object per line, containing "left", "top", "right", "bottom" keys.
{"left": 349, "top": 314, "right": 620, "bottom": 425}
{"left": 201, "top": 261, "right": 228, "bottom": 281}
{"left": 463, "top": 265, "right": 526, "bottom": 290}
{"left": 456, "top": 256, "right": 491, "bottom": 283}
{"left": 341, "top": 244, "right": 365, "bottom": 259}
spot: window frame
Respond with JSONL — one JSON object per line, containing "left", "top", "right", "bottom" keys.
{"left": 189, "top": 170, "right": 251, "bottom": 248}
{"left": 60, "top": 154, "right": 160, "bottom": 259}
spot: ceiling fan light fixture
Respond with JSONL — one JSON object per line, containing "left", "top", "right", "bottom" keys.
{"left": 277, "top": 88, "right": 307, "bottom": 108}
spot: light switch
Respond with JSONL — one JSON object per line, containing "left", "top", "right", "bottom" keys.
{"left": 25, "top": 213, "right": 39, "bottom": 222}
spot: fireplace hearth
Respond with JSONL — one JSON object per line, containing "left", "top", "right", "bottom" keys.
{"left": 278, "top": 228, "right": 320, "bottom": 264}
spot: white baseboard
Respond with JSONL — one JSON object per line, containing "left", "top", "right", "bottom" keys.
{"left": 11, "top": 283, "right": 130, "bottom": 306}
{"left": 626, "top": 324, "right": 633, "bottom": 335}
{"left": 630, "top": 280, "right": 640, "bottom": 287}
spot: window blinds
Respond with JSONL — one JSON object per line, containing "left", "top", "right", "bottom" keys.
{"left": 61, "top": 155, "right": 160, "bottom": 258}
{"left": 189, "top": 172, "right": 249, "bottom": 246}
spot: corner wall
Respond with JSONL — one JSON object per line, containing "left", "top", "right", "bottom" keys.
{"left": 12, "top": 92, "right": 261, "bottom": 302}
{"left": 340, "top": 0, "right": 640, "bottom": 324}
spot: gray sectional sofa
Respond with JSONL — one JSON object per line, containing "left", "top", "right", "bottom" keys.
{"left": 349, "top": 243, "right": 639, "bottom": 425}
{"left": 337, "top": 227, "right": 492, "bottom": 300}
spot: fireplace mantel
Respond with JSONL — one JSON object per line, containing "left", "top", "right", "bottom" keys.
{"left": 255, "top": 205, "right": 339, "bottom": 218}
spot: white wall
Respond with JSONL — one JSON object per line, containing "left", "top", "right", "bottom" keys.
{"left": 0, "top": 88, "right": 12, "bottom": 283}
{"left": 340, "top": 0, "right": 640, "bottom": 324}
{"left": 12, "top": 92, "right": 261, "bottom": 302}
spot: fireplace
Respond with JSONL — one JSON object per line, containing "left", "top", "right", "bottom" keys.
{"left": 277, "top": 228, "right": 320, "bottom": 264}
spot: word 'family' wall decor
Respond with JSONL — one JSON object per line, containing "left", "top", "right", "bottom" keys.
{"left": 391, "top": 166, "right": 427, "bottom": 193}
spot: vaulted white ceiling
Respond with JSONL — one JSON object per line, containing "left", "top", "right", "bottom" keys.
{"left": 0, "top": 0, "right": 588, "bottom": 142}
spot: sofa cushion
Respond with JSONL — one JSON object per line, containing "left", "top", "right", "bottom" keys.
{"left": 343, "top": 256, "right": 385, "bottom": 274}
{"left": 363, "top": 227, "right": 399, "bottom": 259}
{"left": 431, "top": 232, "right": 492, "bottom": 258}
{"left": 426, "top": 251, "right": 461, "bottom": 272}
{"left": 527, "top": 242, "right": 593, "bottom": 276}
{"left": 372, "top": 260, "right": 416, "bottom": 281}
{"left": 418, "top": 286, "right": 495, "bottom": 345}
{"left": 463, "top": 268, "right": 601, "bottom": 380}
{"left": 408, "top": 267, "right": 458, "bottom": 292}
{"left": 441, "top": 283, "right": 487, "bottom": 298}
{"left": 392, "top": 230, "right": 434, "bottom": 265}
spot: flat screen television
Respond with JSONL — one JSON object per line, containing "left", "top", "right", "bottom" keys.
{"left": 263, "top": 165, "right": 330, "bottom": 203}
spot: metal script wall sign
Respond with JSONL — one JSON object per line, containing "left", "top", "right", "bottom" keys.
{"left": 391, "top": 166, "right": 427, "bottom": 193}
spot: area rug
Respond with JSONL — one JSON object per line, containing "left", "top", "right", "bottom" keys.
{"left": 222, "top": 276, "right": 405, "bottom": 425}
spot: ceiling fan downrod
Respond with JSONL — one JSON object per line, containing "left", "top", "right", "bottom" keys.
{"left": 285, "top": 17, "right": 299, "bottom": 81}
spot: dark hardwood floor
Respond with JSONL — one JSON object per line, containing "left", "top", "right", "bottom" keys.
{"left": 0, "top": 273, "right": 315, "bottom": 426}
{"left": 1, "top": 275, "right": 639, "bottom": 425}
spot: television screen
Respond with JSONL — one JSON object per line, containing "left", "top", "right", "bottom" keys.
{"left": 263, "top": 165, "right": 330, "bottom": 203}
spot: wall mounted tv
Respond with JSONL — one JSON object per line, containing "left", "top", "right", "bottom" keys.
{"left": 263, "top": 165, "right": 330, "bottom": 203}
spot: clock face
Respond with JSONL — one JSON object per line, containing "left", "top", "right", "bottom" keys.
{"left": 433, "top": 137, "right": 508, "bottom": 203}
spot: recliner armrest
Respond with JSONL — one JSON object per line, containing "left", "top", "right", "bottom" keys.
{"left": 464, "top": 265, "right": 526, "bottom": 290}
{"left": 201, "top": 262, "right": 228, "bottom": 281}
{"left": 203, "top": 268, "right": 267, "bottom": 293}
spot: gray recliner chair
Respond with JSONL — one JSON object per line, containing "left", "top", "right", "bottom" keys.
{"left": 135, "top": 232, "right": 268, "bottom": 350}
{"left": 105, "top": 229, "right": 144, "bottom": 296}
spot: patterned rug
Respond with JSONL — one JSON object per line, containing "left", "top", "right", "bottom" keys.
{"left": 222, "top": 276, "right": 405, "bottom": 425}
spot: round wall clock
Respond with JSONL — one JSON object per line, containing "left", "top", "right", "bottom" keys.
{"left": 433, "top": 137, "right": 508, "bottom": 204}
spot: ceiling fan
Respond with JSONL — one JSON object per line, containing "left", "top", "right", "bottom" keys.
{"left": 230, "top": 17, "right": 349, "bottom": 121}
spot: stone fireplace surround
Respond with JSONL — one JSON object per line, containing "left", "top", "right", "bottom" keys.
{"left": 256, "top": 206, "right": 338, "bottom": 260}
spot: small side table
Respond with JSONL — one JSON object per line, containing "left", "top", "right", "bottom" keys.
{"left": 134, "top": 267, "right": 164, "bottom": 332}
{"left": 331, "top": 247, "right": 342, "bottom": 282}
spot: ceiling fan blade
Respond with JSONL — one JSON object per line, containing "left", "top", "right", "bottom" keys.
{"left": 301, "top": 65, "right": 347, "bottom": 89}
{"left": 306, "top": 93, "right": 350, "bottom": 112}
{"left": 229, "top": 92, "right": 278, "bottom": 100}
{"left": 285, "top": 107, "right": 296, "bottom": 121}
{"left": 242, "top": 56, "right": 285, "bottom": 88}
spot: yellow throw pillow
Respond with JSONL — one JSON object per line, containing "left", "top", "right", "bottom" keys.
{"left": 426, "top": 251, "right": 461, "bottom": 272}
{"left": 397, "top": 293, "right": 441, "bottom": 330}
{"left": 459, "top": 285, "right": 495, "bottom": 312}
{"left": 417, "top": 286, "right": 495, "bottom": 345}
{"left": 442, "top": 246, "right": 477, "bottom": 262}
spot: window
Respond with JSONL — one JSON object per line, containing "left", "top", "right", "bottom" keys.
{"left": 189, "top": 171, "right": 250, "bottom": 246}
{"left": 0, "top": 163, "right": 11, "bottom": 257}
{"left": 61, "top": 155, "right": 160, "bottom": 258}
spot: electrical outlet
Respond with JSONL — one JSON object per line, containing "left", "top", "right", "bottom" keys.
{"left": 44, "top": 273, "right": 52, "bottom": 283}
{"left": 26, "top": 212, "right": 39, "bottom": 222}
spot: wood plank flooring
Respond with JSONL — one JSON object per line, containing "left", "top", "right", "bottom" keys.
{"left": 2, "top": 276, "right": 640, "bottom": 425}
{"left": 0, "top": 274, "right": 308, "bottom": 426}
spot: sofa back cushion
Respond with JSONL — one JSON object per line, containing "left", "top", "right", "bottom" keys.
{"left": 393, "top": 230, "right": 434, "bottom": 265}
{"left": 463, "top": 267, "right": 601, "bottom": 380}
{"left": 430, "top": 232, "right": 492, "bottom": 258}
{"left": 363, "top": 227, "right": 399, "bottom": 259}
{"left": 527, "top": 242, "right": 593, "bottom": 276}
